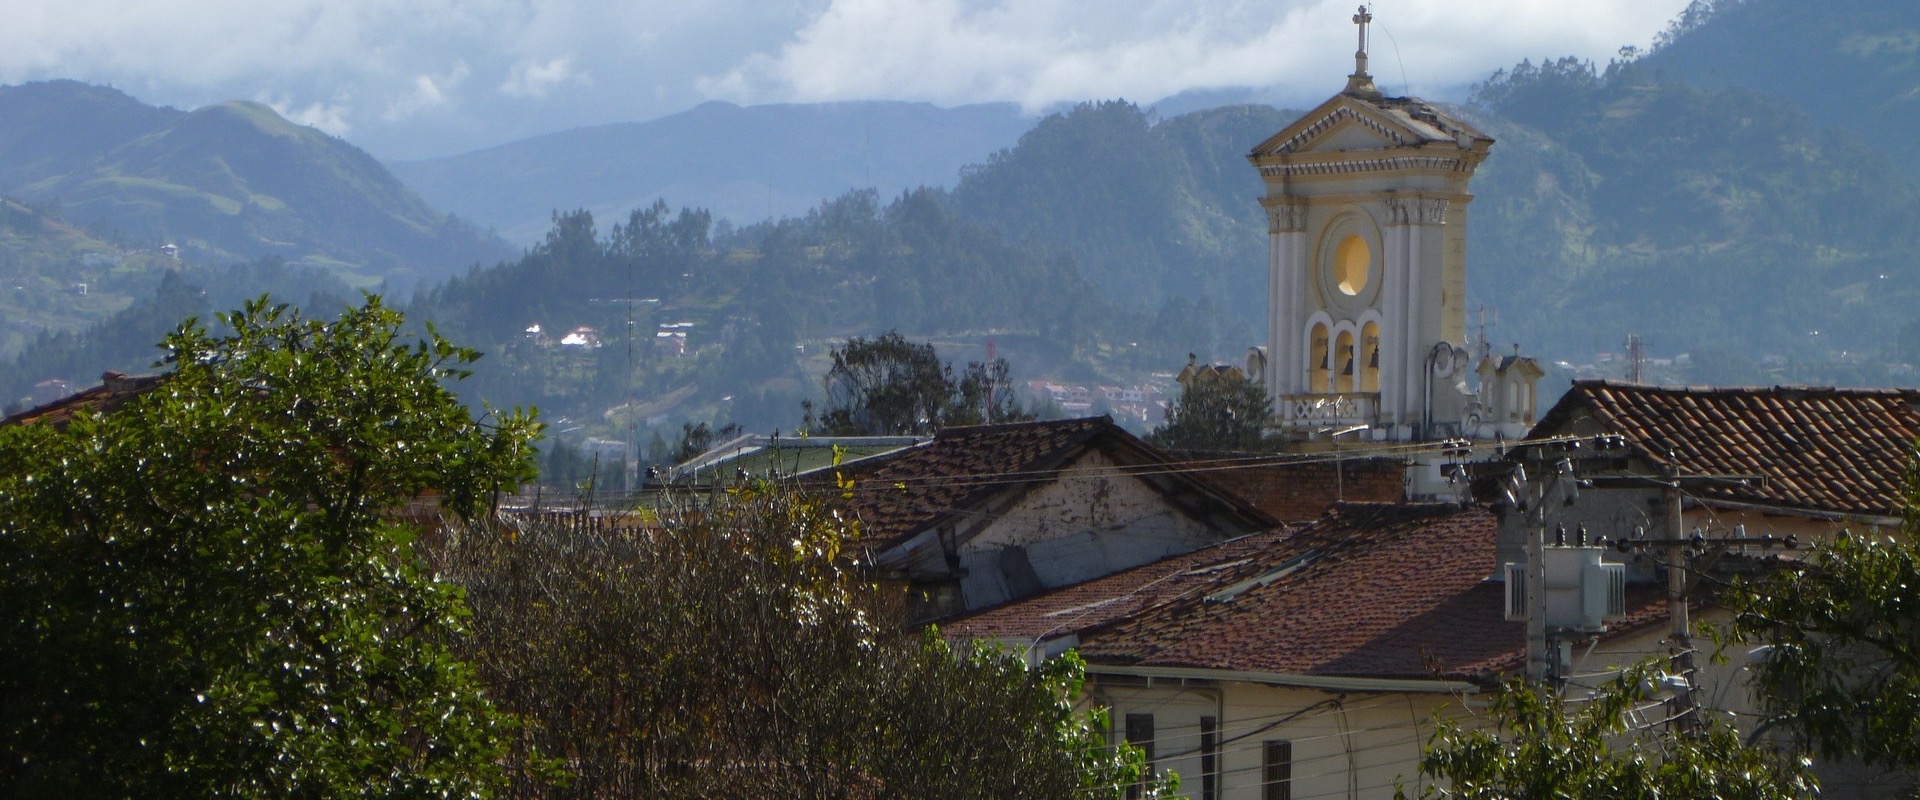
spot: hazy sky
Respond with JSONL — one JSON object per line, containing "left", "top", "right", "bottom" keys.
{"left": 3, "top": 0, "right": 1693, "bottom": 160}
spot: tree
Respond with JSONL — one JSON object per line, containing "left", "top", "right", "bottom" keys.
{"left": 1404, "top": 662, "right": 1814, "bottom": 799}
{"left": 0, "top": 297, "right": 540, "bottom": 797}
{"left": 808, "top": 330, "right": 1029, "bottom": 435}
{"left": 438, "top": 484, "right": 1171, "bottom": 798}
{"left": 1149, "top": 368, "right": 1276, "bottom": 452}
{"left": 1726, "top": 529, "right": 1920, "bottom": 774}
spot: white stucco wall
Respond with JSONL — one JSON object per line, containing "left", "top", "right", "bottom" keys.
{"left": 1086, "top": 619, "right": 1775, "bottom": 800}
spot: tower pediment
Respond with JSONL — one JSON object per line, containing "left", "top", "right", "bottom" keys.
{"left": 1248, "top": 94, "right": 1492, "bottom": 167}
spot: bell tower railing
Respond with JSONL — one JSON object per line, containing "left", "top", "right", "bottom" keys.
{"left": 1275, "top": 391, "right": 1379, "bottom": 429}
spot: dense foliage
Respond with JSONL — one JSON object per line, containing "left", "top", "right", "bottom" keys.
{"left": 437, "top": 486, "right": 1172, "bottom": 799}
{"left": 1148, "top": 370, "right": 1277, "bottom": 452}
{"left": 807, "top": 330, "right": 1029, "bottom": 435}
{"left": 0, "top": 298, "right": 539, "bottom": 797}
{"left": 1726, "top": 529, "right": 1920, "bottom": 774}
{"left": 1406, "top": 662, "right": 1814, "bottom": 799}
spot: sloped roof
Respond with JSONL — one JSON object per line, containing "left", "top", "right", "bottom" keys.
{"left": 0, "top": 371, "right": 165, "bottom": 429}
{"left": 956, "top": 502, "right": 1665, "bottom": 685}
{"left": 1077, "top": 503, "right": 1523, "bottom": 682}
{"left": 830, "top": 416, "right": 1278, "bottom": 553}
{"left": 1534, "top": 380, "right": 1920, "bottom": 519}
{"left": 944, "top": 526, "right": 1296, "bottom": 642}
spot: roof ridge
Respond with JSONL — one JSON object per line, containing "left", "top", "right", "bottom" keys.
{"left": 933, "top": 414, "right": 1111, "bottom": 437}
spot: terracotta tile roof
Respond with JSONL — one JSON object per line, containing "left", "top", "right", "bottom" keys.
{"left": 829, "top": 416, "right": 1277, "bottom": 552}
{"left": 1536, "top": 380, "right": 1920, "bottom": 518}
{"left": 0, "top": 372, "right": 165, "bottom": 429}
{"left": 1073, "top": 503, "right": 1525, "bottom": 682}
{"left": 961, "top": 502, "right": 1669, "bottom": 685}
{"left": 1180, "top": 454, "right": 1405, "bottom": 523}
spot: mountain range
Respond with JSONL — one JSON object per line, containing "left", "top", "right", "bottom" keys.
{"left": 0, "top": 81, "right": 511, "bottom": 289}
{"left": 388, "top": 100, "right": 1035, "bottom": 245}
{"left": 7, "top": 0, "right": 1920, "bottom": 429}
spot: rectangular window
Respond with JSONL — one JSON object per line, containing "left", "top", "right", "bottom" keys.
{"left": 1124, "top": 713, "right": 1155, "bottom": 800}
{"left": 1200, "top": 715, "right": 1218, "bottom": 800}
{"left": 1263, "top": 739, "right": 1293, "bottom": 800}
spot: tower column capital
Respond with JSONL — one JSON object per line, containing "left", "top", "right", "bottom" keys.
{"left": 1264, "top": 202, "right": 1309, "bottom": 233}
{"left": 1384, "top": 196, "right": 1450, "bottom": 226}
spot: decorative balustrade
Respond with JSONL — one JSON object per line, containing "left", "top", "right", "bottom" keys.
{"left": 1275, "top": 392, "right": 1379, "bottom": 428}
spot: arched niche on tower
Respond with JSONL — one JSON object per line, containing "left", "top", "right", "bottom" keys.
{"left": 1359, "top": 320, "right": 1381, "bottom": 393}
{"left": 1333, "top": 329, "right": 1356, "bottom": 393}
{"left": 1307, "top": 319, "right": 1331, "bottom": 393}
{"left": 1314, "top": 210, "right": 1384, "bottom": 316}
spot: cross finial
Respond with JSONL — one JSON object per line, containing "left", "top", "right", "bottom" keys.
{"left": 1344, "top": 4, "right": 1382, "bottom": 98}
{"left": 1353, "top": 4, "right": 1372, "bottom": 60}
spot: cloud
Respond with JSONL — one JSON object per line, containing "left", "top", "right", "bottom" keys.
{"left": 0, "top": 0, "right": 1691, "bottom": 157}
{"left": 383, "top": 61, "right": 470, "bottom": 122}
{"left": 500, "top": 56, "right": 587, "bottom": 99}
{"left": 262, "top": 94, "right": 355, "bottom": 136}
{"left": 702, "top": 0, "right": 1694, "bottom": 110}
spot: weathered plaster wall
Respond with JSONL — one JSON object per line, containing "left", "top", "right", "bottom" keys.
{"left": 957, "top": 449, "right": 1224, "bottom": 609}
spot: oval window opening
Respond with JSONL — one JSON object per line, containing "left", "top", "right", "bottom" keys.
{"left": 1335, "top": 235, "right": 1369, "bottom": 296}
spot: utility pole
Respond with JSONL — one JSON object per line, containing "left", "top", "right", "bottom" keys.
{"left": 1587, "top": 468, "right": 1769, "bottom": 733}
{"left": 1525, "top": 459, "right": 1549, "bottom": 683}
{"left": 1663, "top": 473, "right": 1697, "bottom": 732}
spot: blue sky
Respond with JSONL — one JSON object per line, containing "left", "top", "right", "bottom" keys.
{"left": 2, "top": 0, "right": 1693, "bottom": 159}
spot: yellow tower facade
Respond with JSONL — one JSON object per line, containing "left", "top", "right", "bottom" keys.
{"left": 1248, "top": 7, "right": 1494, "bottom": 442}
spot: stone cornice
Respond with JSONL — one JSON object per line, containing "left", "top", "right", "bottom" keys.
{"left": 1258, "top": 154, "right": 1475, "bottom": 179}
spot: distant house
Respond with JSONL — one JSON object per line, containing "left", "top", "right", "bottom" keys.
{"left": 27, "top": 378, "right": 74, "bottom": 409}
{"left": 559, "top": 326, "right": 601, "bottom": 348}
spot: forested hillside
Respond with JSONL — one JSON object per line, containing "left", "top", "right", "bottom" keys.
{"left": 0, "top": 81, "right": 512, "bottom": 288}
{"left": 949, "top": 101, "right": 1286, "bottom": 321}
{"left": 407, "top": 191, "right": 1115, "bottom": 434}
{"left": 1635, "top": 0, "right": 1920, "bottom": 178}
{"left": 1465, "top": 55, "right": 1920, "bottom": 379}
{"left": 0, "top": 198, "right": 179, "bottom": 358}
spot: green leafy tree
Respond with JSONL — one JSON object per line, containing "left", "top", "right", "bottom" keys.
{"left": 1149, "top": 369, "right": 1276, "bottom": 452}
{"left": 1727, "top": 529, "right": 1920, "bottom": 775}
{"left": 0, "top": 297, "right": 540, "bottom": 797}
{"left": 1404, "top": 662, "right": 1814, "bottom": 799}
{"left": 808, "top": 330, "right": 1029, "bottom": 435}
{"left": 439, "top": 485, "right": 1170, "bottom": 798}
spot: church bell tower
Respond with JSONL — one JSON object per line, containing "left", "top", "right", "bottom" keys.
{"left": 1247, "top": 6, "right": 1509, "bottom": 443}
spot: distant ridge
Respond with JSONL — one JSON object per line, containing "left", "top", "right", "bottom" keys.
{"left": 0, "top": 80, "right": 512, "bottom": 287}
{"left": 389, "top": 100, "right": 1035, "bottom": 244}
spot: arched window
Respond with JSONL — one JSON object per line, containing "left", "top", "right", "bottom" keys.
{"left": 1309, "top": 324, "right": 1330, "bottom": 393}
{"left": 1334, "top": 330, "right": 1356, "bottom": 393}
{"left": 1359, "top": 322, "right": 1381, "bottom": 393}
